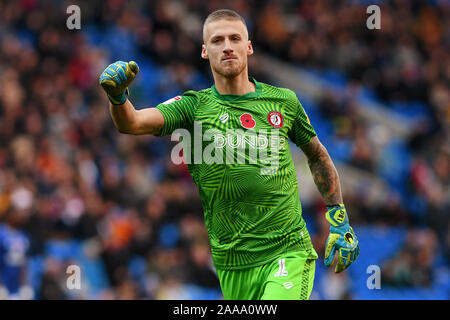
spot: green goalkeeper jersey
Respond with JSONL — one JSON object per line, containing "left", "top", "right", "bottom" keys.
{"left": 156, "top": 77, "right": 317, "bottom": 270}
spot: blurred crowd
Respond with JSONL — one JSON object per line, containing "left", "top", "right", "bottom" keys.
{"left": 0, "top": 0, "right": 448, "bottom": 299}
{"left": 381, "top": 228, "right": 437, "bottom": 287}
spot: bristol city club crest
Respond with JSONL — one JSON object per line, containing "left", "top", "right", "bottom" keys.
{"left": 268, "top": 111, "right": 283, "bottom": 128}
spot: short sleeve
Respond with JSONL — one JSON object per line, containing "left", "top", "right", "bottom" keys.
{"left": 288, "top": 99, "right": 317, "bottom": 147}
{"left": 155, "top": 90, "right": 199, "bottom": 136}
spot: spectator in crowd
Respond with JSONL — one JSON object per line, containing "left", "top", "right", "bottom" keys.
{"left": 381, "top": 229, "right": 437, "bottom": 287}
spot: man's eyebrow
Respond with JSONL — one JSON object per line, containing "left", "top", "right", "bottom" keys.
{"left": 210, "top": 33, "right": 242, "bottom": 40}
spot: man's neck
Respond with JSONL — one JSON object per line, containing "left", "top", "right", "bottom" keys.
{"left": 213, "top": 71, "right": 255, "bottom": 95}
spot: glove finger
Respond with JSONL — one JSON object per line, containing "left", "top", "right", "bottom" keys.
{"left": 351, "top": 244, "right": 360, "bottom": 262}
{"left": 335, "top": 260, "right": 347, "bottom": 273}
{"left": 336, "top": 244, "right": 361, "bottom": 273}
{"left": 104, "top": 69, "right": 117, "bottom": 78}
{"left": 124, "top": 61, "right": 139, "bottom": 85}
{"left": 324, "top": 245, "right": 336, "bottom": 268}
{"left": 99, "top": 73, "right": 112, "bottom": 83}
{"left": 100, "top": 79, "right": 117, "bottom": 92}
{"left": 128, "top": 61, "right": 139, "bottom": 75}
{"left": 324, "top": 234, "right": 340, "bottom": 267}
{"left": 106, "top": 62, "right": 121, "bottom": 76}
{"left": 114, "top": 63, "right": 127, "bottom": 83}
{"left": 335, "top": 248, "right": 351, "bottom": 273}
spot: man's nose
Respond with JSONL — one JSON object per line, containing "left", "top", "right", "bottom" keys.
{"left": 223, "top": 39, "right": 233, "bottom": 53}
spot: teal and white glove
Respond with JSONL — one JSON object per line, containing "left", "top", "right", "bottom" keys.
{"left": 99, "top": 60, "right": 139, "bottom": 105}
{"left": 324, "top": 204, "right": 360, "bottom": 273}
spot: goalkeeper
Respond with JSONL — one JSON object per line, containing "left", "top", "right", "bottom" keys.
{"left": 99, "top": 9, "right": 359, "bottom": 300}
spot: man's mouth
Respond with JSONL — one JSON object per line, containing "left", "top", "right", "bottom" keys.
{"left": 222, "top": 56, "right": 237, "bottom": 62}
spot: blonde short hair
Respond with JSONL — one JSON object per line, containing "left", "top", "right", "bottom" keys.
{"left": 203, "top": 9, "right": 248, "bottom": 42}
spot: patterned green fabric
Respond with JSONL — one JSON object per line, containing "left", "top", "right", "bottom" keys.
{"left": 216, "top": 250, "right": 317, "bottom": 300}
{"left": 156, "top": 78, "right": 317, "bottom": 270}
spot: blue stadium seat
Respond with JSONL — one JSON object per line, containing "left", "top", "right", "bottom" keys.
{"left": 390, "top": 101, "right": 430, "bottom": 121}
{"left": 79, "top": 257, "right": 110, "bottom": 295}
{"left": 27, "top": 256, "right": 45, "bottom": 294}
{"left": 184, "top": 284, "right": 223, "bottom": 300}
{"left": 45, "top": 239, "right": 83, "bottom": 262}
{"left": 128, "top": 255, "right": 148, "bottom": 283}
{"left": 320, "top": 70, "right": 347, "bottom": 91}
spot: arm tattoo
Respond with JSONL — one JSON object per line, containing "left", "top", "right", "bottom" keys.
{"left": 301, "top": 137, "right": 343, "bottom": 205}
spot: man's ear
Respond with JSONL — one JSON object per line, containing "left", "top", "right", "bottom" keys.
{"left": 201, "top": 44, "right": 208, "bottom": 60}
{"left": 247, "top": 40, "right": 254, "bottom": 56}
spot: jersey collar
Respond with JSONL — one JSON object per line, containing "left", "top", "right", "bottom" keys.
{"left": 212, "top": 77, "right": 262, "bottom": 102}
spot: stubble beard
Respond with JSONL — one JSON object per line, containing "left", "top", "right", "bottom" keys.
{"left": 212, "top": 59, "right": 246, "bottom": 79}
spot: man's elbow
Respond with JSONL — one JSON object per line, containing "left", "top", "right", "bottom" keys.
{"left": 117, "top": 126, "right": 158, "bottom": 136}
{"left": 116, "top": 126, "right": 137, "bottom": 135}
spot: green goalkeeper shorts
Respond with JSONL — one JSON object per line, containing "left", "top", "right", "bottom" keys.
{"left": 216, "top": 249, "right": 318, "bottom": 300}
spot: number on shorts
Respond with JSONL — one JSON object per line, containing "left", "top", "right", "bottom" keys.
{"left": 274, "top": 258, "right": 288, "bottom": 277}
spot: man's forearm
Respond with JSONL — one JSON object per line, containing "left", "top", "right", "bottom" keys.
{"left": 307, "top": 145, "right": 343, "bottom": 205}
{"left": 101, "top": 61, "right": 165, "bottom": 136}
{"left": 109, "top": 99, "right": 138, "bottom": 134}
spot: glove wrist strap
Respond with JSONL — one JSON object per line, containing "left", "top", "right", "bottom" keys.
{"left": 325, "top": 204, "right": 348, "bottom": 227}
{"left": 326, "top": 203, "right": 344, "bottom": 210}
{"left": 108, "top": 88, "right": 129, "bottom": 105}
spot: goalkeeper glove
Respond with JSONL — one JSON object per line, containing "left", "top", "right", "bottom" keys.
{"left": 324, "top": 204, "right": 360, "bottom": 273}
{"left": 99, "top": 60, "right": 139, "bottom": 105}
